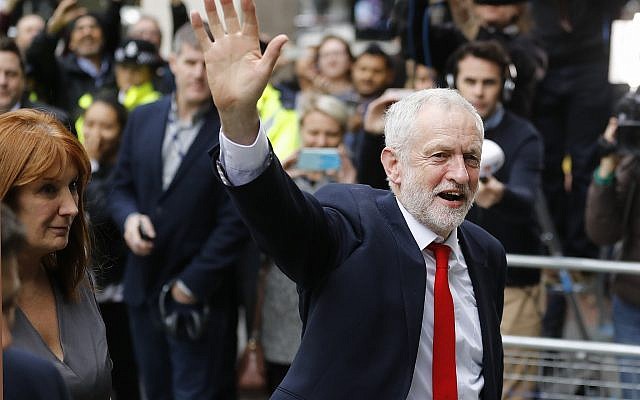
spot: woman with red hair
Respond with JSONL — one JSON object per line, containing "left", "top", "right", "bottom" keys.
{"left": 0, "top": 109, "right": 111, "bottom": 400}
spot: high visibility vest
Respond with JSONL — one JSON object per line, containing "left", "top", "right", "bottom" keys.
{"left": 258, "top": 83, "right": 300, "bottom": 161}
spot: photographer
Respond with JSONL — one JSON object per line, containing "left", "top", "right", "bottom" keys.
{"left": 585, "top": 91, "right": 640, "bottom": 398}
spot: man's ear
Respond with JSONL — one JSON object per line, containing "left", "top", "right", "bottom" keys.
{"left": 168, "top": 53, "right": 177, "bottom": 75}
{"left": 381, "top": 147, "right": 402, "bottom": 186}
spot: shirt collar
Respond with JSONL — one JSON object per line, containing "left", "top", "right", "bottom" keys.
{"left": 168, "top": 94, "right": 210, "bottom": 126}
{"left": 483, "top": 102, "right": 504, "bottom": 130}
{"left": 76, "top": 56, "right": 109, "bottom": 79}
{"left": 395, "top": 198, "right": 460, "bottom": 257}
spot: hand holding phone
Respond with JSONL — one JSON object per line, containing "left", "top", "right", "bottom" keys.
{"left": 138, "top": 222, "right": 153, "bottom": 242}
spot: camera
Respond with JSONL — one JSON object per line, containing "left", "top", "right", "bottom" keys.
{"left": 614, "top": 88, "right": 640, "bottom": 157}
{"left": 158, "top": 282, "right": 210, "bottom": 341}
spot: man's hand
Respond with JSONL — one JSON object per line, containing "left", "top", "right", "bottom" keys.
{"left": 123, "top": 213, "right": 156, "bottom": 256}
{"left": 363, "top": 89, "right": 415, "bottom": 135}
{"left": 190, "top": 0, "right": 288, "bottom": 144}
{"left": 171, "top": 282, "right": 197, "bottom": 304}
{"left": 47, "top": 0, "right": 87, "bottom": 35}
{"left": 598, "top": 117, "right": 620, "bottom": 177}
{"left": 475, "top": 176, "right": 505, "bottom": 208}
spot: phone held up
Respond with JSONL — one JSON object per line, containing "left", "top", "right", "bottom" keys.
{"left": 296, "top": 147, "right": 341, "bottom": 171}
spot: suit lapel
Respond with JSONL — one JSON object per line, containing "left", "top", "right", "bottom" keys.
{"left": 377, "top": 193, "right": 426, "bottom": 362}
{"left": 458, "top": 223, "right": 497, "bottom": 395}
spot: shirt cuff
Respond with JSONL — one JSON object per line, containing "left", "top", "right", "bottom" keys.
{"left": 219, "top": 123, "right": 270, "bottom": 186}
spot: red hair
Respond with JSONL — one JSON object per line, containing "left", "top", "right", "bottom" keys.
{"left": 0, "top": 109, "right": 91, "bottom": 301}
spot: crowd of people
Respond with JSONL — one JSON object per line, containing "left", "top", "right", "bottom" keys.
{"left": 0, "top": 0, "right": 639, "bottom": 399}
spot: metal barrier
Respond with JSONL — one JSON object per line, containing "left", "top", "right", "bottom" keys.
{"left": 503, "top": 336, "right": 640, "bottom": 399}
{"left": 507, "top": 254, "right": 640, "bottom": 275}
{"left": 503, "top": 255, "right": 640, "bottom": 399}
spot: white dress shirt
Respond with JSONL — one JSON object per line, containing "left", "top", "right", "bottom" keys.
{"left": 219, "top": 127, "right": 484, "bottom": 399}
{"left": 398, "top": 202, "right": 483, "bottom": 399}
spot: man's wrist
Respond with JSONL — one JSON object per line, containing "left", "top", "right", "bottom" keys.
{"left": 220, "top": 109, "right": 260, "bottom": 145}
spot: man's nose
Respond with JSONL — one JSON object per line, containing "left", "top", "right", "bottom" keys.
{"left": 195, "top": 61, "right": 206, "bottom": 78}
{"left": 471, "top": 82, "right": 484, "bottom": 97}
{"left": 446, "top": 155, "right": 470, "bottom": 184}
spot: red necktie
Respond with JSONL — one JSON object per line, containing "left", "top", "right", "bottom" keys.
{"left": 427, "top": 243, "right": 458, "bottom": 399}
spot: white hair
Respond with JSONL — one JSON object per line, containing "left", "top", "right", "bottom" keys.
{"left": 384, "top": 88, "right": 484, "bottom": 163}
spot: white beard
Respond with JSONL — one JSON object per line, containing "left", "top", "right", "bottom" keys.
{"left": 397, "top": 167, "right": 475, "bottom": 237}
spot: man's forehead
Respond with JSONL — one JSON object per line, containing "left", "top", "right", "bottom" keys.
{"left": 134, "top": 19, "right": 160, "bottom": 31}
{"left": 74, "top": 15, "right": 99, "bottom": 29}
{"left": 418, "top": 102, "right": 479, "bottom": 125}
{"left": 0, "top": 51, "right": 21, "bottom": 66}
{"left": 176, "top": 43, "right": 202, "bottom": 58}
{"left": 419, "top": 129, "right": 482, "bottom": 146}
{"left": 356, "top": 54, "right": 386, "bottom": 66}
{"left": 17, "top": 15, "right": 43, "bottom": 29}
{"left": 414, "top": 106, "right": 482, "bottom": 139}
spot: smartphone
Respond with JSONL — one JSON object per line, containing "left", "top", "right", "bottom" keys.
{"left": 296, "top": 147, "right": 341, "bottom": 171}
{"left": 138, "top": 222, "right": 152, "bottom": 242}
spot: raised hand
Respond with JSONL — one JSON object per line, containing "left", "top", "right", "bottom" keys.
{"left": 47, "top": 0, "right": 88, "bottom": 35}
{"left": 191, "top": 0, "right": 288, "bottom": 144}
{"left": 363, "top": 88, "right": 416, "bottom": 135}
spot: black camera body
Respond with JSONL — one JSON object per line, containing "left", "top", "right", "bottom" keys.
{"left": 615, "top": 89, "right": 640, "bottom": 157}
{"left": 158, "top": 281, "right": 210, "bottom": 341}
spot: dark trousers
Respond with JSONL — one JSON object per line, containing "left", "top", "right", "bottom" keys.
{"left": 533, "top": 61, "right": 612, "bottom": 258}
{"left": 99, "top": 302, "right": 141, "bottom": 400}
{"left": 127, "top": 299, "right": 238, "bottom": 400}
{"left": 265, "top": 362, "right": 290, "bottom": 395}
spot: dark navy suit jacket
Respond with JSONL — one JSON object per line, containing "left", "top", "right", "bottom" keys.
{"left": 109, "top": 96, "right": 249, "bottom": 307}
{"left": 214, "top": 151, "right": 507, "bottom": 400}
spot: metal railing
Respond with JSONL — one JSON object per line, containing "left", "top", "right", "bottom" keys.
{"left": 507, "top": 254, "right": 640, "bottom": 275}
{"left": 503, "top": 255, "right": 640, "bottom": 399}
{"left": 507, "top": 253, "right": 640, "bottom": 340}
{"left": 503, "top": 336, "right": 640, "bottom": 399}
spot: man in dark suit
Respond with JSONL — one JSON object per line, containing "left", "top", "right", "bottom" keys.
{"left": 0, "top": 36, "right": 72, "bottom": 132}
{"left": 191, "top": 1, "right": 506, "bottom": 399}
{"left": 108, "top": 23, "right": 249, "bottom": 400}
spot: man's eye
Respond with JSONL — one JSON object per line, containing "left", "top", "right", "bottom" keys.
{"left": 465, "top": 156, "right": 480, "bottom": 168}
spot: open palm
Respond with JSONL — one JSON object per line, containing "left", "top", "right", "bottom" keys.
{"left": 191, "top": 0, "right": 287, "bottom": 142}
